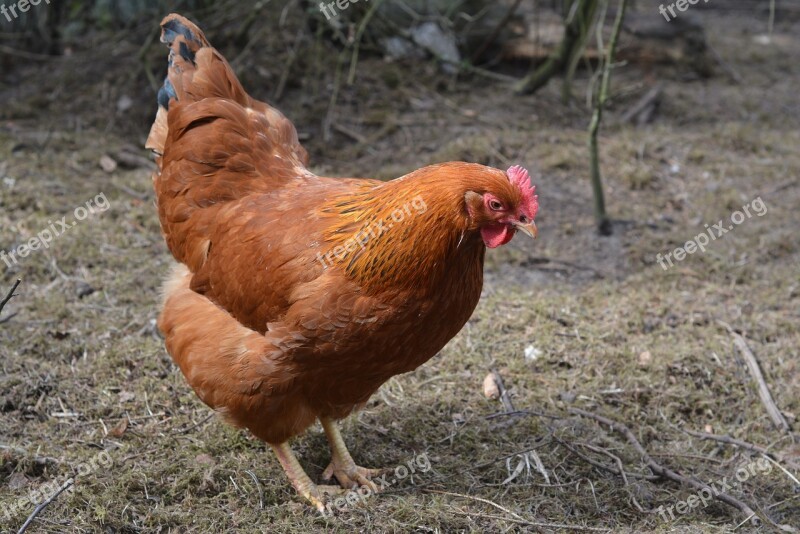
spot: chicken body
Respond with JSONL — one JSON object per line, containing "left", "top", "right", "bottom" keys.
{"left": 148, "top": 14, "right": 537, "bottom": 511}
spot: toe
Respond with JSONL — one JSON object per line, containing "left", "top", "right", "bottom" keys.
{"left": 321, "top": 463, "right": 335, "bottom": 481}
{"left": 303, "top": 484, "right": 348, "bottom": 514}
{"left": 353, "top": 473, "right": 379, "bottom": 493}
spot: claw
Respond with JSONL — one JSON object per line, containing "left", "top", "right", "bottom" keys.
{"left": 320, "top": 417, "right": 390, "bottom": 494}
{"left": 270, "top": 441, "right": 348, "bottom": 514}
{"left": 322, "top": 460, "right": 386, "bottom": 493}
{"left": 300, "top": 484, "right": 347, "bottom": 514}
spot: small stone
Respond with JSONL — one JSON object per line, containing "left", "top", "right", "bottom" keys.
{"left": 483, "top": 373, "right": 499, "bottom": 399}
{"left": 99, "top": 155, "right": 117, "bottom": 173}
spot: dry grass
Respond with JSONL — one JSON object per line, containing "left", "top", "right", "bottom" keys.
{"left": 1, "top": 5, "right": 799, "bottom": 533}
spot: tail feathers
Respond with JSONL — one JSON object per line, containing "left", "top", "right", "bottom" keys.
{"left": 146, "top": 13, "right": 250, "bottom": 154}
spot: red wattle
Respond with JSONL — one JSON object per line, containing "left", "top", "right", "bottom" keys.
{"left": 481, "top": 225, "right": 515, "bottom": 248}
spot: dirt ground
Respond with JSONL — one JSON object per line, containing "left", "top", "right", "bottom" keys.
{"left": 0, "top": 3, "right": 798, "bottom": 533}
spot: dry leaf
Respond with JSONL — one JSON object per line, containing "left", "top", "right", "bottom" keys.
{"left": 109, "top": 417, "right": 128, "bottom": 438}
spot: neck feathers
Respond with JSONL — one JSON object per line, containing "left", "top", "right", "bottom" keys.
{"left": 319, "top": 164, "right": 488, "bottom": 292}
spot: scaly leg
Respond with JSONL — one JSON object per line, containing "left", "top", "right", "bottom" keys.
{"left": 320, "top": 417, "right": 386, "bottom": 492}
{"left": 270, "top": 441, "right": 345, "bottom": 512}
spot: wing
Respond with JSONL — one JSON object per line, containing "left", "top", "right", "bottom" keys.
{"left": 147, "top": 14, "right": 312, "bottom": 271}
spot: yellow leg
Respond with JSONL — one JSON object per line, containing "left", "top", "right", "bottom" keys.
{"left": 320, "top": 417, "right": 386, "bottom": 492}
{"left": 270, "top": 441, "right": 345, "bottom": 512}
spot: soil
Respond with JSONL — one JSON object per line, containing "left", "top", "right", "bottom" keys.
{"left": 0, "top": 3, "right": 798, "bottom": 533}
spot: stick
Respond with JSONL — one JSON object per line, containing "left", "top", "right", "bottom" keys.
{"left": 17, "top": 478, "right": 74, "bottom": 534}
{"left": 0, "top": 279, "right": 21, "bottom": 318}
{"left": 718, "top": 321, "right": 791, "bottom": 432}
{"left": 347, "top": 0, "right": 385, "bottom": 85}
{"left": 553, "top": 434, "right": 660, "bottom": 481}
{"left": 587, "top": 0, "right": 628, "bottom": 236}
{"left": 425, "top": 489, "right": 525, "bottom": 521}
{"left": 470, "top": 0, "right": 523, "bottom": 62}
{"left": 244, "top": 470, "right": 264, "bottom": 509}
{"left": 706, "top": 42, "right": 743, "bottom": 85}
{"left": 568, "top": 408, "right": 760, "bottom": 523}
{"left": 446, "top": 510, "right": 611, "bottom": 532}
{"left": 619, "top": 82, "right": 663, "bottom": 125}
{"left": 682, "top": 428, "right": 797, "bottom": 467}
{"left": 489, "top": 368, "right": 515, "bottom": 414}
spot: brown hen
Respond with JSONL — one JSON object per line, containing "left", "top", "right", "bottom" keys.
{"left": 147, "top": 13, "right": 539, "bottom": 511}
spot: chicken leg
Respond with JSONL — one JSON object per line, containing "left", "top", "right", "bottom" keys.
{"left": 320, "top": 417, "right": 385, "bottom": 492}
{"left": 270, "top": 441, "right": 345, "bottom": 512}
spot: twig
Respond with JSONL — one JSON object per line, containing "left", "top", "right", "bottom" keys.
{"left": 484, "top": 409, "right": 560, "bottom": 420}
{"left": 706, "top": 42, "right": 743, "bottom": 85}
{"left": 331, "top": 123, "right": 368, "bottom": 144}
{"left": 619, "top": 82, "right": 663, "bottom": 125}
{"left": 424, "top": 489, "right": 525, "bottom": 521}
{"left": 244, "top": 470, "right": 264, "bottom": 509}
{"left": 17, "top": 478, "right": 74, "bottom": 534}
{"left": 0, "top": 44, "right": 57, "bottom": 61}
{"left": 446, "top": 509, "right": 611, "bottom": 532}
{"left": 761, "top": 455, "right": 800, "bottom": 488}
{"left": 587, "top": 0, "right": 627, "bottom": 236}
{"left": 347, "top": 0, "right": 385, "bottom": 85}
{"left": 553, "top": 434, "right": 660, "bottom": 481}
{"left": 579, "top": 442, "right": 644, "bottom": 512}
{"left": 387, "top": 439, "right": 553, "bottom": 495}
{"left": 324, "top": 51, "right": 346, "bottom": 143}
{"left": 489, "top": 368, "right": 515, "bottom": 414}
{"left": 0, "top": 279, "right": 21, "bottom": 318}
{"left": 718, "top": 321, "right": 791, "bottom": 432}
{"left": 682, "top": 428, "right": 797, "bottom": 468}
{"left": 470, "top": 0, "right": 523, "bottom": 62}
{"left": 569, "top": 408, "right": 761, "bottom": 523}
{"left": 174, "top": 413, "right": 214, "bottom": 435}
{"left": 273, "top": 28, "right": 304, "bottom": 101}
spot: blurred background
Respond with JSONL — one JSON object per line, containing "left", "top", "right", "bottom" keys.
{"left": 1, "top": 1, "right": 798, "bottom": 532}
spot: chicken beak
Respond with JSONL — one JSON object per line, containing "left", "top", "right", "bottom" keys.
{"left": 513, "top": 220, "right": 538, "bottom": 239}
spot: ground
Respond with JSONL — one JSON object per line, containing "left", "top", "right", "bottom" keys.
{"left": 0, "top": 4, "right": 798, "bottom": 534}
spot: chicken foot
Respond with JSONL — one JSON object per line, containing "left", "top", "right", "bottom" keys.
{"left": 270, "top": 441, "right": 346, "bottom": 512}
{"left": 320, "top": 417, "right": 386, "bottom": 493}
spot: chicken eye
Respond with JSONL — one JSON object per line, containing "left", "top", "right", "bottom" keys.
{"left": 488, "top": 199, "right": 503, "bottom": 211}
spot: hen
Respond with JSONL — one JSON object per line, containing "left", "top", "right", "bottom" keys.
{"left": 147, "top": 14, "right": 538, "bottom": 511}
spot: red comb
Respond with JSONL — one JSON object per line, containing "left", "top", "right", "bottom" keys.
{"left": 507, "top": 165, "right": 538, "bottom": 219}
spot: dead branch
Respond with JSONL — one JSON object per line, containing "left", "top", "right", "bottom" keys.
{"left": 470, "top": 0, "right": 524, "bottom": 62}
{"left": 446, "top": 510, "right": 612, "bottom": 532}
{"left": 579, "top": 442, "right": 645, "bottom": 512}
{"left": 489, "top": 367, "right": 515, "bottom": 414}
{"left": 17, "top": 478, "right": 74, "bottom": 534}
{"left": 683, "top": 428, "right": 799, "bottom": 470}
{"left": 587, "top": 0, "right": 628, "bottom": 236}
{"left": 620, "top": 82, "right": 663, "bottom": 125}
{"left": 718, "top": 321, "right": 791, "bottom": 432}
{"left": 553, "top": 434, "right": 660, "bottom": 482}
{"left": 0, "top": 279, "right": 21, "bottom": 319}
{"left": 568, "top": 408, "right": 760, "bottom": 524}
